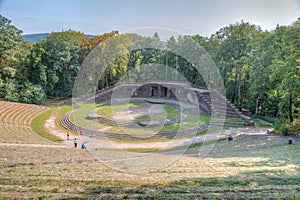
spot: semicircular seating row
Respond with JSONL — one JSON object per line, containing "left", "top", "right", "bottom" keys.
{"left": 60, "top": 111, "right": 211, "bottom": 140}
{"left": 0, "top": 101, "right": 54, "bottom": 144}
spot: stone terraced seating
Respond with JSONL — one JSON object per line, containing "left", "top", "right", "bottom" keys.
{"left": 0, "top": 101, "right": 54, "bottom": 144}
{"left": 61, "top": 111, "right": 209, "bottom": 140}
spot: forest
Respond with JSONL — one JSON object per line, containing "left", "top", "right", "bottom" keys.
{"left": 0, "top": 15, "right": 299, "bottom": 134}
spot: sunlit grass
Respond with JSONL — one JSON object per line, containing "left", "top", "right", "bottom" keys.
{"left": 31, "top": 107, "right": 62, "bottom": 142}
{"left": 70, "top": 102, "right": 102, "bottom": 130}
{"left": 252, "top": 118, "right": 274, "bottom": 128}
{"left": 97, "top": 103, "right": 140, "bottom": 119}
{"left": 199, "top": 114, "right": 244, "bottom": 123}
{"left": 0, "top": 134, "right": 299, "bottom": 198}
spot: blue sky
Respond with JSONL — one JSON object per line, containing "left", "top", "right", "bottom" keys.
{"left": 0, "top": 0, "right": 299, "bottom": 37}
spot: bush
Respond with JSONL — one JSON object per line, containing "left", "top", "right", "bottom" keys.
{"left": 0, "top": 78, "right": 4, "bottom": 98}
{"left": 4, "top": 79, "right": 20, "bottom": 102}
{"left": 290, "top": 119, "right": 300, "bottom": 135}
{"left": 3, "top": 80, "right": 46, "bottom": 105}
{"left": 272, "top": 118, "right": 300, "bottom": 136}
{"left": 274, "top": 119, "right": 291, "bottom": 135}
{"left": 32, "top": 84, "right": 46, "bottom": 105}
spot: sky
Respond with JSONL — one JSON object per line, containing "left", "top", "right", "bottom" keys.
{"left": 0, "top": 0, "right": 300, "bottom": 37}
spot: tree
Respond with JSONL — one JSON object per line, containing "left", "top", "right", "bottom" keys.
{"left": 40, "top": 30, "right": 84, "bottom": 97}
{"left": 214, "top": 22, "right": 262, "bottom": 109}
{"left": 153, "top": 32, "right": 160, "bottom": 41}
{"left": 0, "top": 15, "right": 25, "bottom": 82}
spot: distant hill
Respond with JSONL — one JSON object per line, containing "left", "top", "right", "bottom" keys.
{"left": 22, "top": 33, "right": 49, "bottom": 43}
{"left": 22, "top": 33, "right": 95, "bottom": 44}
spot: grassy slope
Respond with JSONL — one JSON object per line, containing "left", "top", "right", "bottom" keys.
{"left": 70, "top": 102, "right": 101, "bottom": 130}
{"left": 0, "top": 134, "right": 299, "bottom": 199}
{"left": 31, "top": 108, "right": 62, "bottom": 142}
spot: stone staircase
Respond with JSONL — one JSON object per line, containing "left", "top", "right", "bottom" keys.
{"left": 198, "top": 91, "right": 244, "bottom": 119}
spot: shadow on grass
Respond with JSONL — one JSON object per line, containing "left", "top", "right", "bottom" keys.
{"left": 82, "top": 135, "right": 300, "bottom": 199}
{"left": 83, "top": 175, "right": 300, "bottom": 199}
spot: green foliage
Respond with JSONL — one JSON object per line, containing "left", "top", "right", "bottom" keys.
{"left": 0, "top": 14, "right": 299, "bottom": 131}
{"left": 4, "top": 79, "right": 20, "bottom": 102}
{"left": 274, "top": 119, "right": 291, "bottom": 135}
{"left": 36, "top": 30, "right": 83, "bottom": 97}
{"left": 2, "top": 80, "right": 46, "bottom": 104}
{"left": 0, "top": 15, "right": 47, "bottom": 104}
{"left": 290, "top": 119, "right": 300, "bottom": 135}
{"left": 0, "top": 15, "right": 23, "bottom": 68}
{"left": 252, "top": 115, "right": 278, "bottom": 125}
{"left": 273, "top": 118, "right": 300, "bottom": 136}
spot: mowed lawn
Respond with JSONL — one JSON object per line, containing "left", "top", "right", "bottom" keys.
{"left": 0, "top": 134, "right": 299, "bottom": 199}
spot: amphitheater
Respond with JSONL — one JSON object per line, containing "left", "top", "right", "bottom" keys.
{"left": 60, "top": 82, "right": 251, "bottom": 140}
{"left": 2, "top": 82, "right": 300, "bottom": 199}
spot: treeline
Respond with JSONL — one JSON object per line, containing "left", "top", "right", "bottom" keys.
{"left": 194, "top": 21, "right": 300, "bottom": 122}
{"left": 0, "top": 15, "right": 299, "bottom": 126}
{"left": 192, "top": 21, "right": 300, "bottom": 134}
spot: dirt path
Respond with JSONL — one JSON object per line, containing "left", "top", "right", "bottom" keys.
{"left": 44, "top": 107, "right": 77, "bottom": 147}
{"left": 44, "top": 108, "right": 69, "bottom": 145}
{"left": 78, "top": 127, "right": 273, "bottom": 149}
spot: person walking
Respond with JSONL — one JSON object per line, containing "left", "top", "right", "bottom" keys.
{"left": 74, "top": 138, "right": 77, "bottom": 148}
{"left": 67, "top": 131, "right": 70, "bottom": 140}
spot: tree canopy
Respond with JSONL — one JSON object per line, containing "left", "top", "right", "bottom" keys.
{"left": 0, "top": 15, "right": 299, "bottom": 133}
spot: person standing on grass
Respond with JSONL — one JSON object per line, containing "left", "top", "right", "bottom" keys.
{"left": 74, "top": 138, "right": 77, "bottom": 148}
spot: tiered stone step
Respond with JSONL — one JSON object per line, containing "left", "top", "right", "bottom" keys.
{"left": 61, "top": 111, "right": 210, "bottom": 140}
{"left": 200, "top": 92, "right": 241, "bottom": 118}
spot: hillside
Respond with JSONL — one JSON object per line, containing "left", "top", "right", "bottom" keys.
{"left": 22, "top": 33, "right": 49, "bottom": 43}
{"left": 22, "top": 33, "right": 95, "bottom": 43}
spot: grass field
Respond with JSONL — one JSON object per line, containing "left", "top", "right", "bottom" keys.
{"left": 0, "top": 100, "right": 299, "bottom": 199}
{"left": 31, "top": 107, "right": 62, "bottom": 142}
{"left": 0, "top": 134, "right": 299, "bottom": 199}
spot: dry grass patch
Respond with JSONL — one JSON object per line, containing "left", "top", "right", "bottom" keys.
{"left": 0, "top": 134, "right": 299, "bottom": 199}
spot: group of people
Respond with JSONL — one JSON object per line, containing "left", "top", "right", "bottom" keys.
{"left": 66, "top": 130, "right": 86, "bottom": 149}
